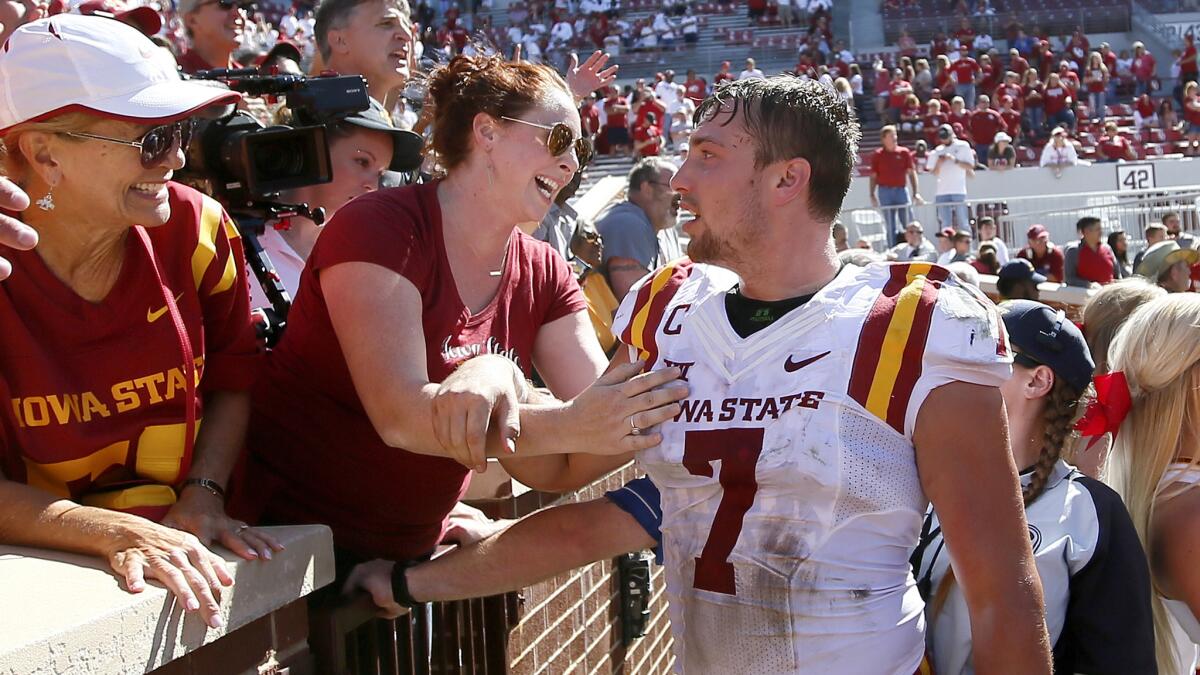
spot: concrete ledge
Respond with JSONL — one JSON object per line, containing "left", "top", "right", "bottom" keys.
{"left": 0, "top": 525, "right": 334, "bottom": 675}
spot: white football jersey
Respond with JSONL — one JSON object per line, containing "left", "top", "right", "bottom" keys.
{"left": 613, "top": 258, "right": 1012, "bottom": 674}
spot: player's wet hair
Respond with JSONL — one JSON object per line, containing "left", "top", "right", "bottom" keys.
{"left": 693, "top": 75, "right": 860, "bottom": 223}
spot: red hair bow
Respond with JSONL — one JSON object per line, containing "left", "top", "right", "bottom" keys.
{"left": 1074, "top": 371, "right": 1133, "bottom": 449}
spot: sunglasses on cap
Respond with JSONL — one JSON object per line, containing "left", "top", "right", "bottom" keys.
{"left": 61, "top": 119, "right": 195, "bottom": 169}
{"left": 500, "top": 116, "right": 593, "bottom": 167}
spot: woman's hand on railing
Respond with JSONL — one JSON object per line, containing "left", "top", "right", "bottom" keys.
{"left": 163, "top": 487, "right": 284, "bottom": 562}
{"left": 105, "top": 519, "right": 233, "bottom": 629}
{"left": 558, "top": 360, "right": 688, "bottom": 455}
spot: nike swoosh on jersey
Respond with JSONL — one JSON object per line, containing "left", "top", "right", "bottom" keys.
{"left": 147, "top": 293, "right": 186, "bottom": 323}
{"left": 784, "top": 350, "right": 831, "bottom": 372}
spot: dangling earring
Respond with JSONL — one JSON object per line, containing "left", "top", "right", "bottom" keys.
{"left": 486, "top": 155, "right": 496, "bottom": 189}
{"left": 35, "top": 188, "right": 54, "bottom": 211}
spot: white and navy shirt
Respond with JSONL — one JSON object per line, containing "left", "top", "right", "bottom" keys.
{"left": 913, "top": 459, "right": 1157, "bottom": 675}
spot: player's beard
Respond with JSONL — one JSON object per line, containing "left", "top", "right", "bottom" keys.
{"left": 687, "top": 190, "right": 766, "bottom": 269}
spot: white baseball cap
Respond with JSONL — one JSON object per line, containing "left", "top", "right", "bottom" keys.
{"left": 0, "top": 15, "right": 239, "bottom": 135}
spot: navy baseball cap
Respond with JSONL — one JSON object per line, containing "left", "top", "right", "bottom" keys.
{"left": 999, "top": 300, "right": 1094, "bottom": 391}
{"left": 997, "top": 259, "right": 1046, "bottom": 284}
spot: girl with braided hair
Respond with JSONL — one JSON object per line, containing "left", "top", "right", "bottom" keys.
{"left": 912, "top": 299, "right": 1156, "bottom": 675}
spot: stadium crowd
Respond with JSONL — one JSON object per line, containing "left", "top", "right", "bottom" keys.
{"left": 1, "top": 1, "right": 1200, "bottom": 674}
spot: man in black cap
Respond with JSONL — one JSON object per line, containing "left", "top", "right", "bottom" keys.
{"left": 996, "top": 258, "right": 1046, "bottom": 301}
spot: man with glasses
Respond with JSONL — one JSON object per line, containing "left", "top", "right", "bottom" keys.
{"left": 886, "top": 221, "right": 938, "bottom": 262}
{"left": 597, "top": 157, "right": 682, "bottom": 299}
{"left": 177, "top": 0, "right": 249, "bottom": 73}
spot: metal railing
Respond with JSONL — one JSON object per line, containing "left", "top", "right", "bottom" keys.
{"left": 844, "top": 185, "right": 1200, "bottom": 253}
{"left": 309, "top": 585, "right": 520, "bottom": 675}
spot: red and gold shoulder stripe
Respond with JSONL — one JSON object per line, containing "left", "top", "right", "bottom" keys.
{"left": 620, "top": 257, "right": 694, "bottom": 372}
{"left": 190, "top": 193, "right": 241, "bottom": 297}
{"left": 848, "top": 262, "right": 951, "bottom": 435}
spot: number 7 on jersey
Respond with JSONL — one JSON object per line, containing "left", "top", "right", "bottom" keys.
{"left": 681, "top": 428, "right": 765, "bottom": 595}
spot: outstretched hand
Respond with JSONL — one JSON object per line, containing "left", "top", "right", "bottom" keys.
{"left": 566, "top": 51, "right": 619, "bottom": 100}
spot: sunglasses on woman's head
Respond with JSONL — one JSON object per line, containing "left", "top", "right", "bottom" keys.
{"left": 61, "top": 119, "right": 196, "bottom": 169}
{"left": 500, "top": 116, "right": 593, "bottom": 167}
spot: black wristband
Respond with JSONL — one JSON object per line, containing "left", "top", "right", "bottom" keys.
{"left": 390, "top": 559, "right": 423, "bottom": 609}
{"left": 180, "top": 477, "right": 226, "bottom": 499}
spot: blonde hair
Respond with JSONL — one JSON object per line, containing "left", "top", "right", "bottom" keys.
{"left": 0, "top": 112, "right": 100, "bottom": 186}
{"left": 1082, "top": 277, "right": 1167, "bottom": 374}
{"left": 1107, "top": 293, "right": 1200, "bottom": 675}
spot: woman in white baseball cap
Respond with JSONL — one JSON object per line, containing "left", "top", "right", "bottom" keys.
{"left": 0, "top": 14, "right": 279, "bottom": 629}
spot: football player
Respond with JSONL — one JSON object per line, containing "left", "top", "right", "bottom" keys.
{"left": 607, "top": 76, "right": 1051, "bottom": 673}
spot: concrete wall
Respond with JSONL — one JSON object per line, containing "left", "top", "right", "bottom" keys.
{"left": 0, "top": 525, "right": 335, "bottom": 675}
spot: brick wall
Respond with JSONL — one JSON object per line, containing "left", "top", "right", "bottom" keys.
{"left": 503, "top": 464, "right": 675, "bottom": 675}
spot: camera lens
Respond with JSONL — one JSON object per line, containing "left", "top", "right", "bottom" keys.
{"left": 253, "top": 139, "right": 308, "bottom": 179}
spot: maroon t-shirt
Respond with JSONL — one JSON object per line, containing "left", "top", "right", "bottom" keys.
{"left": 968, "top": 108, "right": 1005, "bottom": 145}
{"left": 1098, "top": 134, "right": 1130, "bottom": 160}
{"left": 239, "top": 181, "right": 587, "bottom": 561}
{"left": 870, "top": 146, "right": 914, "bottom": 187}
{"left": 1044, "top": 86, "right": 1070, "bottom": 114}
{"left": 950, "top": 57, "right": 980, "bottom": 85}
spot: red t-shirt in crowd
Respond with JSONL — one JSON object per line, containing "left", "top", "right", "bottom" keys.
{"left": 979, "top": 63, "right": 1000, "bottom": 94}
{"left": 634, "top": 123, "right": 662, "bottom": 156}
{"left": 1010, "top": 54, "right": 1030, "bottom": 76}
{"left": 1075, "top": 242, "right": 1117, "bottom": 285}
{"left": 948, "top": 108, "right": 971, "bottom": 130}
{"left": 1044, "top": 85, "right": 1070, "bottom": 114}
{"left": 1060, "top": 70, "right": 1081, "bottom": 94}
{"left": 579, "top": 103, "right": 601, "bottom": 136}
{"left": 1132, "top": 52, "right": 1156, "bottom": 80}
{"left": 1098, "top": 134, "right": 1131, "bottom": 160}
{"left": 888, "top": 79, "right": 912, "bottom": 108}
{"left": 1086, "top": 68, "right": 1107, "bottom": 94}
{"left": 684, "top": 77, "right": 708, "bottom": 103}
{"left": 1018, "top": 243, "right": 1066, "bottom": 282}
{"left": 924, "top": 112, "right": 947, "bottom": 144}
{"left": 1024, "top": 82, "right": 1044, "bottom": 109}
{"left": 0, "top": 184, "right": 259, "bottom": 521}
{"left": 238, "top": 181, "right": 587, "bottom": 561}
{"left": 993, "top": 82, "right": 1022, "bottom": 109}
{"left": 1185, "top": 95, "right": 1200, "bottom": 126}
{"left": 955, "top": 28, "right": 975, "bottom": 50}
{"left": 869, "top": 146, "right": 915, "bottom": 187}
{"left": 635, "top": 97, "right": 667, "bottom": 131}
{"left": 950, "top": 57, "right": 980, "bottom": 86}
{"left": 1182, "top": 44, "right": 1198, "bottom": 75}
{"left": 714, "top": 71, "right": 735, "bottom": 86}
{"left": 1135, "top": 95, "right": 1156, "bottom": 118}
{"left": 604, "top": 97, "right": 629, "bottom": 128}
{"left": 1000, "top": 108, "right": 1022, "bottom": 137}
{"left": 899, "top": 100, "right": 922, "bottom": 121}
{"left": 968, "top": 108, "right": 1005, "bottom": 145}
